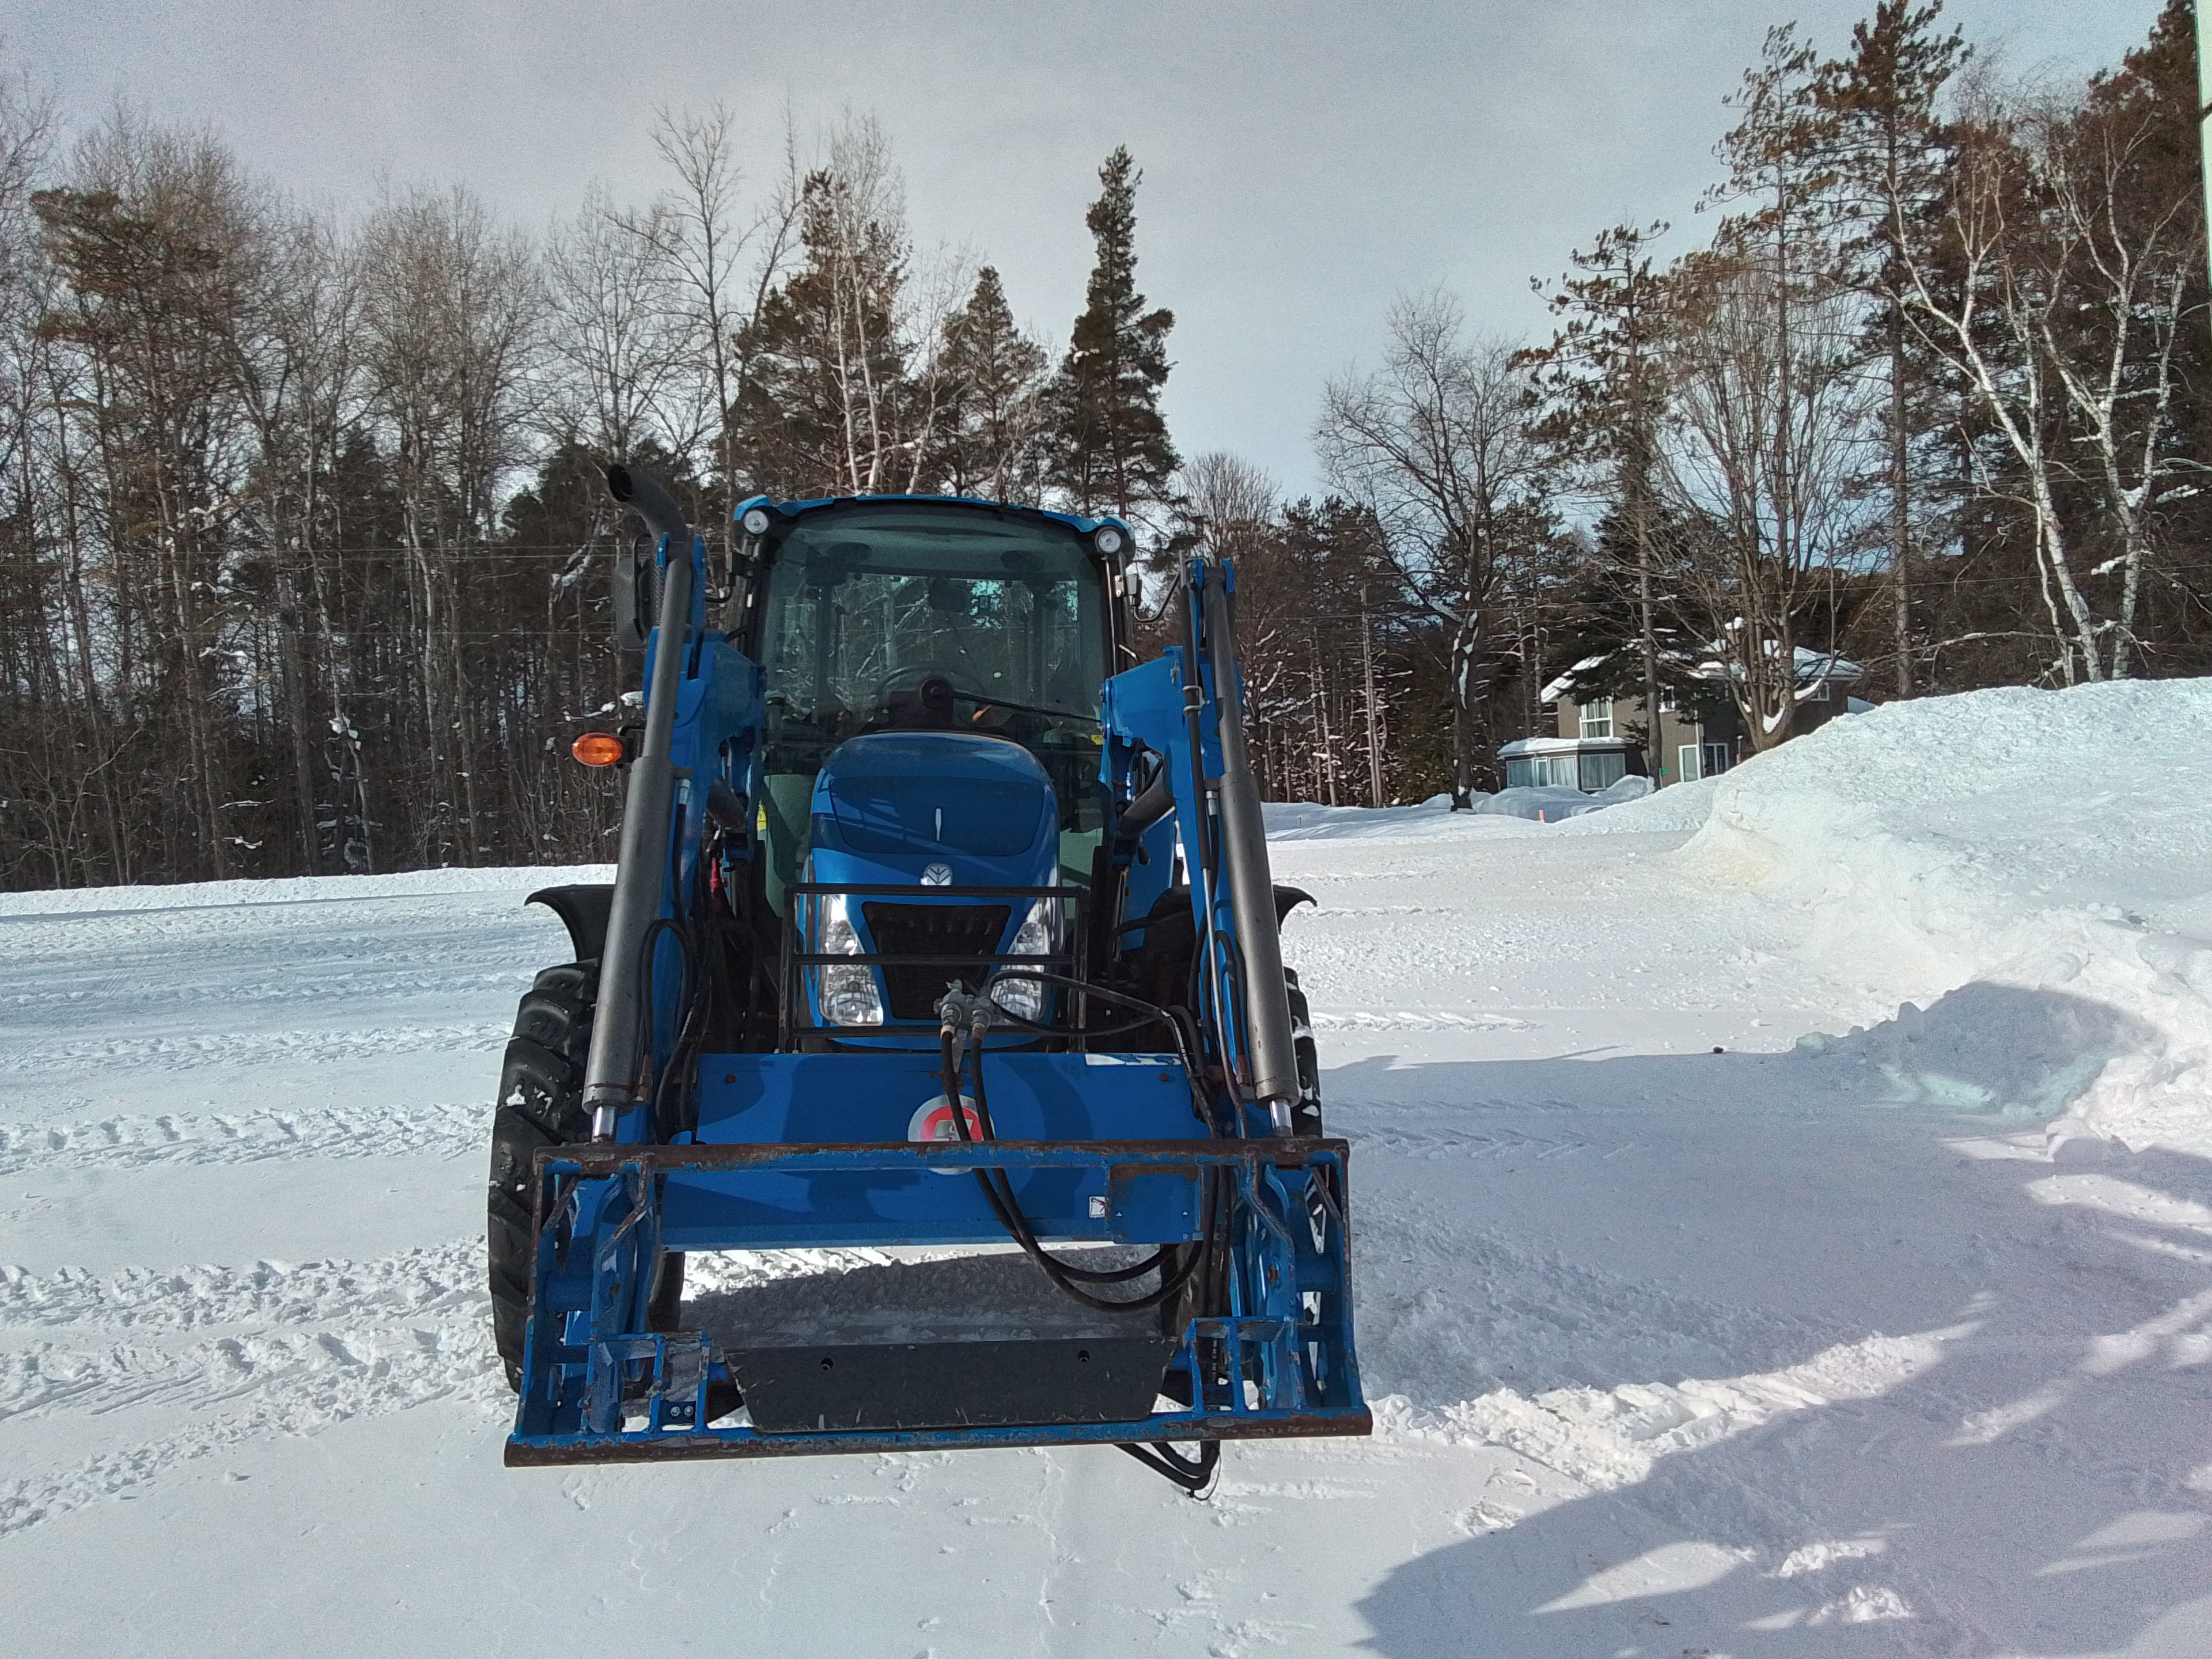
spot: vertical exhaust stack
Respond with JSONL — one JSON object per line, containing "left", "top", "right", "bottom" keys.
{"left": 585, "top": 464, "right": 697, "bottom": 1139}
{"left": 1199, "top": 562, "right": 1302, "bottom": 1133}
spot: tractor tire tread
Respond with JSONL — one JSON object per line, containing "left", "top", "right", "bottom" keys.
{"left": 488, "top": 959, "right": 597, "bottom": 1391}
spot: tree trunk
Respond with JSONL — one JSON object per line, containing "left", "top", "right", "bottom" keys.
{"left": 1889, "top": 305, "right": 1912, "bottom": 699}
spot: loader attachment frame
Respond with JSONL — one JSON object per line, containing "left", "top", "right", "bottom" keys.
{"left": 508, "top": 1136, "right": 1368, "bottom": 1464}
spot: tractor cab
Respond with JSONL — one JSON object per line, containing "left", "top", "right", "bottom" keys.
{"left": 740, "top": 497, "right": 1130, "bottom": 1040}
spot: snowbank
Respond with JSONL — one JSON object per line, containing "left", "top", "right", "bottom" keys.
{"left": 1674, "top": 680, "right": 2212, "bottom": 1154}
{"left": 1555, "top": 773, "right": 1721, "bottom": 836}
{"left": 1261, "top": 800, "right": 1544, "bottom": 842}
{"left": 1474, "top": 775, "right": 1654, "bottom": 823}
{"left": 1263, "top": 777, "right": 1664, "bottom": 840}
{"left": 0, "top": 863, "right": 613, "bottom": 917}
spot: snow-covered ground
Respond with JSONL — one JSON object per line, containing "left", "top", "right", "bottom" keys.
{"left": 7, "top": 679, "right": 2212, "bottom": 1656}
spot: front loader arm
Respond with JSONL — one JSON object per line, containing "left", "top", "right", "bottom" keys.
{"left": 585, "top": 466, "right": 701, "bottom": 1143}
{"left": 1100, "top": 554, "right": 1301, "bottom": 1135}
{"left": 591, "top": 466, "right": 764, "bottom": 1145}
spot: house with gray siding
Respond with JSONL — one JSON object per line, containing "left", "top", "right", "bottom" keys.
{"left": 1500, "top": 650, "right": 1864, "bottom": 791}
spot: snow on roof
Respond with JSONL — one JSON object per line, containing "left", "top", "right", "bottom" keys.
{"left": 1539, "top": 655, "right": 1612, "bottom": 705}
{"left": 1544, "top": 645, "right": 1859, "bottom": 706}
{"left": 1795, "top": 647, "right": 1862, "bottom": 682}
{"left": 1497, "top": 735, "right": 1633, "bottom": 757}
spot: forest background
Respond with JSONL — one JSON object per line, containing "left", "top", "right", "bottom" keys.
{"left": 0, "top": 0, "right": 2203, "bottom": 888}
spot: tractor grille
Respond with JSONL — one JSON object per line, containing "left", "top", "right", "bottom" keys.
{"left": 861, "top": 902, "right": 1012, "bottom": 1021}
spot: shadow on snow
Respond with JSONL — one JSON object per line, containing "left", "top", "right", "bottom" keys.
{"left": 1332, "top": 983, "right": 2212, "bottom": 1656}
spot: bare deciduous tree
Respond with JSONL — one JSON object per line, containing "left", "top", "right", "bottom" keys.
{"left": 1659, "top": 250, "right": 1877, "bottom": 748}
{"left": 1317, "top": 292, "right": 1552, "bottom": 804}
{"left": 357, "top": 184, "right": 540, "bottom": 863}
{"left": 1899, "top": 63, "right": 2204, "bottom": 681}
{"left": 545, "top": 184, "right": 689, "bottom": 461}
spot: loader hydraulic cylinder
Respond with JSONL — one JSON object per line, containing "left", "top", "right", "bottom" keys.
{"left": 1200, "top": 562, "right": 1300, "bottom": 1131}
{"left": 585, "top": 464, "right": 697, "bottom": 1139}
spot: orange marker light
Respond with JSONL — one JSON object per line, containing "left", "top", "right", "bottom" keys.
{"left": 571, "top": 732, "right": 626, "bottom": 767}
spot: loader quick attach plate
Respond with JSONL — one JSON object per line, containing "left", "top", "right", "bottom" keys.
{"left": 506, "top": 1138, "right": 1371, "bottom": 1467}
{"left": 729, "top": 1336, "right": 1178, "bottom": 1433}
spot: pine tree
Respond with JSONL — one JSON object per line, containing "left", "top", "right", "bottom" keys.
{"left": 1044, "top": 147, "right": 1178, "bottom": 526}
{"left": 1521, "top": 220, "right": 1673, "bottom": 776}
{"left": 1817, "top": 1, "right": 1966, "bottom": 699}
{"left": 732, "top": 163, "right": 912, "bottom": 499}
{"left": 939, "top": 266, "right": 1046, "bottom": 500}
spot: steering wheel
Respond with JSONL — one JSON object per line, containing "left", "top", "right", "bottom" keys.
{"left": 872, "top": 663, "right": 992, "bottom": 729}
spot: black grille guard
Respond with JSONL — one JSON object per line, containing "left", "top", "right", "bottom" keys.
{"left": 780, "top": 880, "right": 1085, "bottom": 1044}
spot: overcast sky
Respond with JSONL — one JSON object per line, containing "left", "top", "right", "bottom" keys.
{"left": 10, "top": 1, "right": 2166, "bottom": 498}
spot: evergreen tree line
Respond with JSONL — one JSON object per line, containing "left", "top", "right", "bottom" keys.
{"left": 0, "top": 82, "right": 1181, "bottom": 888}
{"left": 1, "top": 1, "right": 2202, "bottom": 886}
{"left": 1231, "top": 0, "right": 2206, "bottom": 805}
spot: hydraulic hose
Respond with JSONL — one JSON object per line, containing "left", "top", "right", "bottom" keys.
{"left": 1119, "top": 1439, "right": 1220, "bottom": 1496}
{"left": 980, "top": 968, "right": 1216, "bottom": 1130}
{"left": 934, "top": 989, "right": 1228, "bottom": 1499}
{"left": 935, "top": 1005, "right": 1211, "bottom": 1313}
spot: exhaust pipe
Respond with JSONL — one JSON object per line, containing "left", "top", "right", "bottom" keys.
{"left": 583, "top": 465, "right": 697, "bottom": 1139}
{"left": 608, "top": 464, "right": 690, "bottom": 551}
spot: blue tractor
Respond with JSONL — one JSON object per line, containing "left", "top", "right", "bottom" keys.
{"left": 487, "top": 468, "right": 1369, "bottom": 1491}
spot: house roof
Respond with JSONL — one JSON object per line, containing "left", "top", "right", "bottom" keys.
{"left": 1498, "top": 735, "right": 1635, "bottom": 758}
{"left": 1539, "top": 656, "right": 1613, "bottom": 706}
{"left": 1789, "top": 647, "right": 1864, "bottom": 684}
{"left": 1543, "top": 646, "right": 1863, "bottom": 704}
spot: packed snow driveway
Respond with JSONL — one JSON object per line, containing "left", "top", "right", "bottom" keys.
{"left": 5, "top": 680, "right": 2212, "bottom": 1656}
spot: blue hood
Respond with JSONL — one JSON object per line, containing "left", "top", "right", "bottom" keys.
{"left": 811, "top": 732, "right": 1059, "bottom": 885}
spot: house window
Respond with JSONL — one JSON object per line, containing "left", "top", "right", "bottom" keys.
{"left": 1657, "top": 684, "right": 1677, "bottom": 713}
{"left": 1504, "top": 757, "right": 1534, "bottom": 789}
{"left": 1579, "top": 750, "right": 1627, "bottom": 792}
{"left": 1806, "top": 679, "right": 1830, "bottom": 703}
{"left": 1677, "top": 743, "right": 1700, "bottom": 782}
{"left": 1702, "top": 741, "right": 1732, "bottom": 777}
{"left": 1578, "top": 697, "right": 1614, "bottom": 739}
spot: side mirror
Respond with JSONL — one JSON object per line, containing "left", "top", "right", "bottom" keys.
{"left": 612, "top": 547, "right": 658, "bottom": 653}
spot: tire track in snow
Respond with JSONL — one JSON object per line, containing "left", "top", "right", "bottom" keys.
{"left": 1, "top": 1021, "right": 510, "bottom": 1076}
{"left": 0, "top": 1241, "right": 504, "bottom": 1538}
{"left": 0, "top": 1242, "right": 485, "bottom": 1331}
{"left": 5, "top": 966, "right": 528, "bottom": 1015}
{"left": 0, "top": 1242, "right": 939, "bottom": 1539}
{"left": 0, "top": 1103, "right": 487, "bottom": 1176}
{"left": 1307, "top": 1009, "right": 1534, "bottom": 1033}
{"left": 1348, "top": 1122, "right": 1641, "bottom": 1161}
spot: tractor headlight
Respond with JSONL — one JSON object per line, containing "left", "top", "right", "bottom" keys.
{"left": 815, "top": 895, "right": 882, "bottom": 1026}
{"left": 989, "top": 899, "right": 1059, "bottom": 1023}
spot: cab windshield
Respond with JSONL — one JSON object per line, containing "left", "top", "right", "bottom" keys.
{"left": 755, "top": 502, "right": 1108, "bottom": 908}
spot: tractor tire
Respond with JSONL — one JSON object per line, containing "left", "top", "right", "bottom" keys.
{"left": 1285, "top": 968, "right": 1323, "bottom": 1136}
{"left": 488, "top": 960, "right": 689, "bottom": 1391}
{"left": 489, "top": 961, "right": 598, "bottom": 1390}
